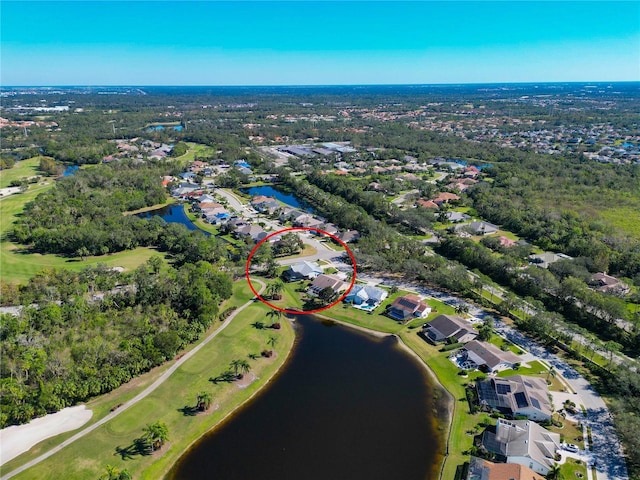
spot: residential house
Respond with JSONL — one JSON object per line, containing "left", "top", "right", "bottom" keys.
{"left": 316, "top": 223, "right": 339, "bottom": 236}
{"left": 528, "top": 252, "right": 573, "bottom": 269}
{"left": 308, "top": 274, "right": 348, "bottom": 296}
{"left": 461, "top": 340, "right": 520, "bottom": 373}
{"left": 467, "top": 456, "right": 544, "bottom": 480}
{"left": 477, "top": 376, "right": 553, "bottom": 421}
{"left": 280, "top": 208, "right": 308, "bottom": 224}
{"left": 588, "top": 272, "right": 630, "bottom": 295}
{"left": 424, "top": 314, "right": 478, "bottom": 344}
{"left": 387, "top": 295, "right": 432, "bottom": 321}
{"left": 337, "top": 230, "right": 360, "bottom": 243}
{"left": 480, "top": 419, "right": 561, "bottom": 475}
{"left": 195, "top": 194, "right": 216, "bottom": 204}
{"left": 455, "top": 221, "right": 499, "bottom": 236}
{"left": 433, "top": 192, "right": 461, "bottom": 205}
{"left": 344, "top": 285, "right": 388, "bottom": 310}
{"left": 294, "top": 214, "right": 324, "bottom": 229}
{"left": 416, "top": 199, "right": 440, "bottom": 210}
{"left": 445, "top": 212, "right": 471, "bottom": 223}
{"left": 234, "top": 225, "right": 268, "bottom": 242}
{"left": 250, "top": 196, "right": 281, "bottom": 215}
{"left": 283, "top": 261, "right": 323, "bottom": 282}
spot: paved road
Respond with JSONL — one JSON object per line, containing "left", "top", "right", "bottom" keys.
{"left": 216, "top": 188, "right": 342, "bottom": 266}
{"left": 1, "top": 280, "right": 266, "bottom": 480}
{"left": 357, "top": 273, "right": 628, "bottom": 480}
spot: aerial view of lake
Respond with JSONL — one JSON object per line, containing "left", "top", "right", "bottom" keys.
{"left": 169, "top": 315, "right": 444, "bottom": 480}
{"left": 240, "top": 185, "right": 314, "bottom": 212}
{"left": 137, "top": 204, "right": 208, "bottom": 234}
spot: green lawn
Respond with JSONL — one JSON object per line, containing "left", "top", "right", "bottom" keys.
{"left": 174, "top": 142, "right": 217, "bottom": 162}
{"left": 487, "top": 334, "right": 524, "bottom": 354}
{"left": 0, "top": 157, "right": 44, "bottom": 188}
{"left": 322, "top": 289, "right": 414, "bottom": 333}
{"left": 560, "top": 457, "right": 588, "bottom": 480}
{"left": 496, "top": 360, "right": 548, "bottom": 378}
{"left": 6, "top": 281, "right": 296, "bottom": 480}
{"left": 598, "top": 206, "right": 640, "bottom": 238}
{"left": 399, "top": 329, "right": 493, "bottom": 480}
{"left": 0, "top": 180, "right": 167, "bottom": 284}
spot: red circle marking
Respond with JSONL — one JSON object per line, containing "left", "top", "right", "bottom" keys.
{"left": 245, "top": 227, "right": 357, "bottom": 315}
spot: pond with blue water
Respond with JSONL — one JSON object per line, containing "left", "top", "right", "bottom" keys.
{"left": 240, "top": 185, "right": 314, "bottom": 212}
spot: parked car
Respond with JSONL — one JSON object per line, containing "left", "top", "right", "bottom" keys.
{"left": 564, "top": 443, "right": 580, "bottom": 453}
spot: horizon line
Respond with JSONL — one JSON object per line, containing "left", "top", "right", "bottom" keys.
{"left": 2, "top": 80, "right": 639, "bottom": 89}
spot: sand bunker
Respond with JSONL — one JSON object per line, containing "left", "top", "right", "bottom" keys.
{"left": 0, "top": 405, "right": 93, "bottom": 465}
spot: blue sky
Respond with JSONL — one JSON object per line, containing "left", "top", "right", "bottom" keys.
{"left": 2, "top": 1, "right": 639, "bottom": 85}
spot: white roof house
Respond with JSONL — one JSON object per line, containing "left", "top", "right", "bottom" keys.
{"left": 344, "top": 285, "right": 388, "bottom": 310}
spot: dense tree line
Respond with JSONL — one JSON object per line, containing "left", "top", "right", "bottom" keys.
{"left": 0, "top": 260, "right": 232, "bottom": 427}
{"left": 10, "top": 161, "right": 216, "bottom": 260}
{"left": 277, "top": 171, "right": 472, "bottom": 293}
{"left": 435, "top": 235, "right": 639, "bottom": 354}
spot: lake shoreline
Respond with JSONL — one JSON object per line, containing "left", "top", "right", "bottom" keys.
{"left": 164, "top": 317, "right": 299, "bottom": 479}
{"left": 308, "top": 312, "right": 452, "bottom": 480}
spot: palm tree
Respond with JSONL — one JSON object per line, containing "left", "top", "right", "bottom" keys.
{"left": 267, "top": 280, "right": 285, "bottom": 300}
{"left": 143, "top": 421, "right": 169, "bottom": 452}
{"left": 454, "top": 303, "right": 470, "bottom": 317}
{"left": 546, "top": 366, "right": 556, "bottom": 384}
{"left": 266, "top": 309, "right": 283, "bottom": 328}
{"left": 237, "top": 359, "right": 251, "bottom": 378}
{"left": 267, "top": 335, "right": 278, "bottom": 350}
{"left": 196, "top": 391, "right": 212, "bottom": 411}
{"left": 229, "top": 359, "right": 242, "bottom": 377}
{"left": 546, "top": 462, "right": 563, "bottom": 480}
{"left": 100, "top": 465, "right": 132, "bottom": 480}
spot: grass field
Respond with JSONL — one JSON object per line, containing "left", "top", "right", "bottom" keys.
{"left": 0, "top": 157, "right": 44, "bottom": 188}
{"left": 6, "top": 281, "right": 296, "bottom": 480}
{"left": 0, "top": 177, "right": 166, "bottom": 284}
{"left": 598, "top": 206, "right": 640, "bottom": 238}
{"left": 174, "top": 142, "right": 217, "bottom": 163}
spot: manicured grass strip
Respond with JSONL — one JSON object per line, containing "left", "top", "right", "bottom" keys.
{"left": 174, "top": 143, "right": 217, "bottom": 163}
{"left": 0, "top": 157, "right": 43, "bottom": 188}
{"left": 7, "top": 282, "right": 295, "bottom": 480}
{"left": 399, "top": 329, "right": 491, "bottom": 480}
{"left": 0, "top": 178, "right": 168, "bottom": 284}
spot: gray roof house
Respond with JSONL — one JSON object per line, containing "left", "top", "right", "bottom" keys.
{"left": 445, "top": 212, "right": 472, "bottom": 223}
{"left": 234, "top": 225, "right": 268, "bottom": 242}
{"left": 480, "top": 419, "right": 561, "bottom": 476}
{"left": 424, "top": 314, "right": 478, "bottom": 344}
{"left": 283, "top": 261, "right": 323, "bottom": 282}
{"left": 477, "top": 375, "right": 553, "bottom": 421}
{"left": 462, "top": 340, "right": 520, "bottom": 373}
{"left": 308, "top": 274, "right": 347, "bottom": 296}
{"left": 455, "top": 221, "right": 499, "bottom": 236}
{"left": 528, "top": 252, "right": 573, "bottom": 269}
